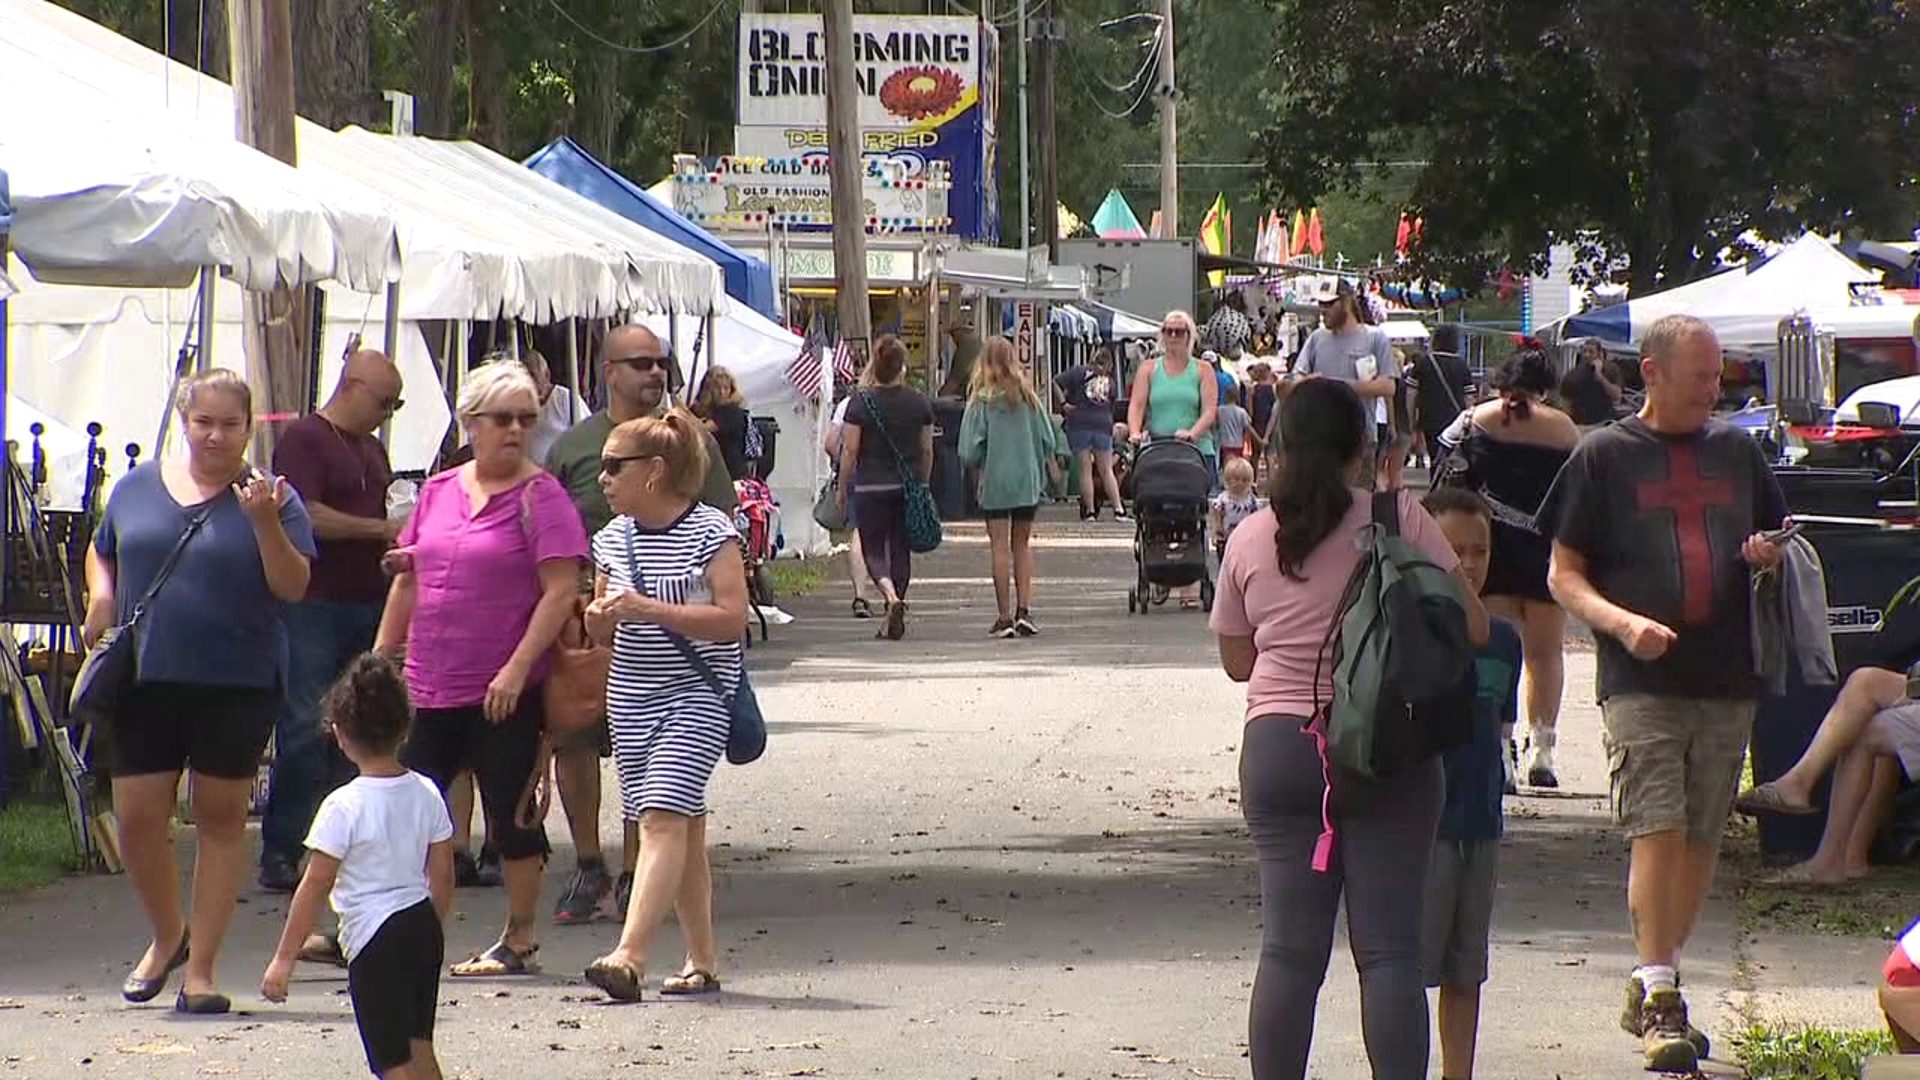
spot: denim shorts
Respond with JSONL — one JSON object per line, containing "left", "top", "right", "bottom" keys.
{"left": 1067, "top": 427, "right": 1115, "bottom": 455}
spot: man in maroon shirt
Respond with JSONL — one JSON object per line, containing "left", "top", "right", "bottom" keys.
{"left": 258, "top": 349, "right": 403, "bottom": 893}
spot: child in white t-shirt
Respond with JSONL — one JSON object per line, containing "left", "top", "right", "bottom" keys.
{"left": 1210, "top": 455, "right": 1262, "bottom": 557}
{"left": 262, "top": 653, "right": 454, "bottom": 1079}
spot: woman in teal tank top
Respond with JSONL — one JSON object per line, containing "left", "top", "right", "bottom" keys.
{"left": 1123, "top": 310, "right": 1219, "bottom": 609}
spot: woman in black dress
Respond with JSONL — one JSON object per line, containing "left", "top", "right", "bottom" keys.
{"left": 1437, "top": 345, "right": 1580, "bottom": 790}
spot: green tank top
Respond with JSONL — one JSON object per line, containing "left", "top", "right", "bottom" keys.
{"left": 1147, "top": 358, "right": 1216, "bottom": 455}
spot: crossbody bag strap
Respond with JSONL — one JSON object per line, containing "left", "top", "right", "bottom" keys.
{"left": 857, "top": 389, "right": 918, "bottom": 483}
{"left": 131, "top": 503, "right": 217, "bottom": 621}
{"left": 622, "top": 525, "right": 732, "bottom": 701}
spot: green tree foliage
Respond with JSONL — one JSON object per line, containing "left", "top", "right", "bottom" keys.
{"left": 1257, "top": 0, "right": 1920, "bottom": 293}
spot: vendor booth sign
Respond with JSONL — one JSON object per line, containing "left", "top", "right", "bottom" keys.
{"left": 735, "top": 13, "right": 998, "bottom": 242}
{"left": 673, "top": 155, "right": 951, "bottom": 232}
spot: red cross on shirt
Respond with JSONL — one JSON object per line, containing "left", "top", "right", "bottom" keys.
{"left": 1635, "top": 443, "right": 1735, "bottom": 625}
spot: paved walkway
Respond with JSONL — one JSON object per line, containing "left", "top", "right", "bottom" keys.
{"left": 0, "top": 507, "right": 1761, "bottom": 1078}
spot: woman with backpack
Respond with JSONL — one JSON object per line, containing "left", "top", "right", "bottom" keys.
{"left": 836, "top": 335, "right": 935, "bottom": 641}
{"left": 1435, "top": 344, "right": 1579, "bottom": 790}
{"left": 1210, "top": 377, "right": 1488, "bottom": 1080}
{"left": 960, "top": 336, "right": 1061, "bottom": 638}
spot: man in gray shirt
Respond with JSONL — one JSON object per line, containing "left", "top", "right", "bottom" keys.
{"left": 1290, "top": 278, "right": 1398, "bottom": 445}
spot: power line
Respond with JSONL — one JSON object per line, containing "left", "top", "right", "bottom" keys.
{"left": 539, "top": 0, "right": 733, "bottom": 54}
{"left": 1062, "top": 24, "right": 1161, "bottom": 118}
{"left": 1119, "top": 160, "right": 1433, "bottom": 169}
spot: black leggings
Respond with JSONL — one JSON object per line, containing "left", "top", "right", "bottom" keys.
{"left": 1239, "top": 715, "right": 1442, "bottom": 1080}
{"left": 853, "top": 488, "right": 912, "bottom": 597}
{"left": 400, "top": 689, "right": 550, "bottom": 862}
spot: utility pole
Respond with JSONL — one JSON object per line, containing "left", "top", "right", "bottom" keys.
{"left": 1017, "top": 0, "right": 1030, "bottom": 251}
{"left": 823, "top": 0, "right": 872, "bottom": 357}
{"left": 1156, "top": 0, "right": 1177, "bottom": 239}
{"left": 228, "top": 0, "right": 308, "bottom": 461}
{"left": 1035, "top": 14, "right": 1060, "bottom": 262}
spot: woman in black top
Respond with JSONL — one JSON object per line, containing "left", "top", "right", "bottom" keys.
{"left": 835, "top": 336, "right": 935, "bottom": 640}
{"left": 1560, "top": 340, "right": 1624, "bottom": 426}
{"left": 692, "top": 366, "right": 752, "bottom": 481}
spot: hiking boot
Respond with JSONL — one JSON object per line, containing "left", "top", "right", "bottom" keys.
{"left": 1640, "top": 988, "right": 1699, "bottom": 1072}
{"left": 475, "top": 844, "right": 505, "bottom": 888}
{"left": 1013, "top": 609, "right": 1039, "bottom": 637}
{"left": 1621, "top": 977, "right": 1711, "bottom": 1058}
{"left": 988, "top": 617, "right": 1017, "bottom": 639}
{"left": 553, "top": 860, "right": 614, "bottom": 925}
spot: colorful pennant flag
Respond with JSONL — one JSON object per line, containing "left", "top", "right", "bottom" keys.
{"left": 1395, "top": 214, "right": 1411, "bottom": 255}
{"left": 1307, "top": 208, "right": 1325, "bottom": 256}
{"left": 1265, "top": 210, "right": 1284, "bottom": 263}
{"left": 1254, "top": 215, "right": 1270, "bottom": 267}
{"left": 1199, "top": 193, "right": 1231, "bottom": 287}
{"left": 1290, "top": 209, "right": 1308, "bottom": 258}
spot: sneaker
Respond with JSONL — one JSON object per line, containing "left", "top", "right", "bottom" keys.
{"left": 1527, "top": 734, "right": 1560, "bottom": 789}
{"left": 1640, "top": 988, "right": 1700, "bottom": 1072}
{"left": 1079, "top": 506, "right": 1096, "bottom": 522}
{"left": 988, "top": 617, "right": 1017, "bottom": 639}
{"left": 1621, "top": 976, "right": 1711, "bottom": 1057}
{"left": 258, "top": 852, "right": 301, "bottom": 893}
{"left": 1013, "top": 609, "right": 1039, "bottom": 637}
{"left": 476, "top": 844, "right": 505, "bottom": 888}
{"left": 553, "top": 860, "right": 613, "bottom": 925}
{"left": 454, "top": 850, "right": 481, "bottom": 888}
{"left": 614, "top": 871, "right": 634, "bottom": 918}
{"left": 1113, "top": 507, "right": 1131, "bottom": 521}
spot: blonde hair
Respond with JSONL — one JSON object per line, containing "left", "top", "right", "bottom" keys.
{"left": 1162, "top": 309, "right": 1197, "bottom": 336}
{"left": 457, "top": 359, "right": 539, "bottom": 418}
{"left": 967, "top": 336, "right": 1040, "bottom": 409}
{"left": 693, "top": 367, "right": 745, "bottom": 416}
{"left": 174, "top": 368, "right": 253, "bottom": 423}
{"left": 611, "top": 407, "right": 710, "bottom": 499}
{"left": 1221, "top": 455, "right": 1255, "bottom": 487}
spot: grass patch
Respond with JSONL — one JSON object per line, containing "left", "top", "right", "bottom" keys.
{"left": 765, "top": 559, "right": 829, "bottom": 598}
{"left": 1735, "top": 1021, "right": 1894, "bottom": 1080}
{"left": 0, "top": 800, "right": 83, "bottom": 892}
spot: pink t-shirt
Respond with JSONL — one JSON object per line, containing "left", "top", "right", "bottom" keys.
{"left": 398, "top": 469, "right": 588, "bottom": 709}
{"left": 1209, "top": 488, "right": 1460, "bottom": 722}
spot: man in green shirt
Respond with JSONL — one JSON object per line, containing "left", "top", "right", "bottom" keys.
{"left": 544, "top": 323, "right": 739, "bottom": 924}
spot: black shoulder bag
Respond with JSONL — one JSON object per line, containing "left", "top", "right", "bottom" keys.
{"left": 71, "top": 505, "right": 215, "bottom": 723}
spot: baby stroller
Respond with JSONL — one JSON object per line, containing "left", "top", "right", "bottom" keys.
{"left": 1126, "top": 438, "right": 1213, "bottom": 614}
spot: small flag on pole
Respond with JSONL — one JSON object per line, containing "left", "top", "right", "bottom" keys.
{"left": 785, "top": 340, "right": 822, "bottom": 400}
{"left": 1307, "top": 208, "right": 1325, "bottom": 256}
{"left": 831, "top": 338, "right": 858, "bottom": 384}
{"left": 1290, "top": 209, "right": 1308, "bottom": 258}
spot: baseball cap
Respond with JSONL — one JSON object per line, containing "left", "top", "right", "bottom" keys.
{"left": 1308, "top": 277, "right": 1348, "bottom": 304}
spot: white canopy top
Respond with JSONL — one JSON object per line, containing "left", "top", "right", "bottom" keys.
{"left": 0, "top": 8, "right": 398, "bottom": 292}
{"left": 0, "top": 0, "right": 725, "bottom": 320}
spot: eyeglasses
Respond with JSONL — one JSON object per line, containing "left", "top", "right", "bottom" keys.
{"left": 612, "top": 354, "right": 669, "bottom": 372}
{"left": 347, "top": 377, "right": 404, "bottom": 413}
{"left": 479, "top": 411, "right": 540, "bottom": 429}
{"left": 1160, "top": 326, "right": 1190, "bottom": 338}
{"left": 600, "top": 454, "right": 655, "bottom": 476}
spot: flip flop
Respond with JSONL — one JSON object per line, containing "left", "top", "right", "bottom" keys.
{"left": 1734, "top": 783, "right": 1817, "bottom": 818}
{"left": 450, "top": 939, "right": 540, "bottom": 977}
{"left": 660, "top": 969, "right": 721, "bottom": 996}
{"left": 585, "top": 957, "right": 644, "bottom": 1002}
{"left": 1757, "top": 863, "right": 1852, "bottom": 889}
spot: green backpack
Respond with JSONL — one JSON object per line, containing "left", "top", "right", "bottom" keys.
{"left": 1314, "top": 491, "right": 1476, "bottom": 779}
{"left": 858, "top": 389, "right": 943, "bottom": 553}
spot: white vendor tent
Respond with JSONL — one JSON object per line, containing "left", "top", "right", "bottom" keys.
{"left": 6, "top": 396, "right": 95, "bottom": 510}
{"left": 638, "top": 308, "right": 828, "bottom": 556}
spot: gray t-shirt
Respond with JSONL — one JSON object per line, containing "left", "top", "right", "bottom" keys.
{"left": 1295, "top": 324, "right": 1396, "bottom": 425}
{"left": 95, "top": 461, "right": 318, "bottom": 688}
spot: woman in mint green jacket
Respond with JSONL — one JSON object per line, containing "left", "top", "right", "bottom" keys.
{"left": 959, "top": 336, "right": 1062, "bottom": 638}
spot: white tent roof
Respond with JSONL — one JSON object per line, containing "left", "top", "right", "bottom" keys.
{"left": 0, "top": 21, "right": 397, "bottom": 291}
{"left": 1684, "top": 234, "right": 1879, "bottom": 327}
{"left": 0, "top": 0, "right": 724, "bottom": 320}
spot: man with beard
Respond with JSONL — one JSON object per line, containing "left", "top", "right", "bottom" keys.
{"left": 1291, "top": 278, "right": 1398, "bottom": 448}
{"left": 543, "top": 324, "right": 738, "bottom": 924}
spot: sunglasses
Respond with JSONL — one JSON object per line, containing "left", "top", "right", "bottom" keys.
{"left": 347, "top": 377, "right": 404, "bottom": 412}
{"left": 612, "top": 354, "right": 669, "bottom": 372}
{"left": 1161, "top": 326, "right": 1190, "bottom": 338}
{"left": 479, "top": 411, "right": 539, "bottom": 429}
{"left": 601, "top": 453, "right": 655, "bottom": 476}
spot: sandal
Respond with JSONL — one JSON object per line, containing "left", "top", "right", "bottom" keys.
{"left": 585, "top": 957, "right": 644, "bottom": 1002}
{"left": 851, "top": 598, "right": 874, "bottom": 619}
{"left": 450, "top": 938, "right": 541, "bottom": 977}
{"left": 1734, "top": 783, "right": 1817, "bottom": 818}
{"left": 660, "top": 969, "right": 721, "bottom": 996}
{"left": 297, "top": 932, "right": 346, "bottom": 968}
{"left": 1757, "top": 863, "right": 1853, "bottom": 889}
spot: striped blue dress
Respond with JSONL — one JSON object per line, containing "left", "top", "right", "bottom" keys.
{"left": 592, "top": 505, "right": 743, "bottom": 818}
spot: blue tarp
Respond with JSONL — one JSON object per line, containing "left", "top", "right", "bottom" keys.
{"left": 523, "top": 138, "right": 778, "bottom": 321}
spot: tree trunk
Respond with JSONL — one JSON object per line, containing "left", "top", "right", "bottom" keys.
{"left": 465, "top": 0, "right": 509, "bottom": 149}
{"left": 572, "top": 42, "right": 618, "bottom": 159}
{"left": 290, "top": 0, "right": 372, "bottom": 129}
{"left": 412, "top": 0, "right": 460, "bottom": 136}
{"left": 168, "top": 0, "right": 231, "bottom": 81}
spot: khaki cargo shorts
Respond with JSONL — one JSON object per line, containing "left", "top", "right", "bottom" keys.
{"left": 1601, "top": 695, "right": 1755, "bottom": 843}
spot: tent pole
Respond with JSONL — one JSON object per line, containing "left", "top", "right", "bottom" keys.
{"left": 668, "top": 317, "right": 680, "bottom": 404}
{"left": 379, "top": 281, "right": 401, "bottom": 447}
{"left": 196, "top": 266, "right": 215, "bottom": 374}
{"left": 567, "top": 319, "right": 582, "bottom": 407}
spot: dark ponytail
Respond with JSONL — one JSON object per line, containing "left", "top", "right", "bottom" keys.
{"left": 1268, "top": 378, "right": 1366, "bottom": 580}
{"left": 1490, "top": 345, "right": 1557, "bottom": 422}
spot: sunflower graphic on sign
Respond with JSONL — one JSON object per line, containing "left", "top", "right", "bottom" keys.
{"left": 879, "top": 65, "right": 964, "bottom": 121}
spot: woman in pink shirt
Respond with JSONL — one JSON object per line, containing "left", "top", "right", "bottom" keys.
{"left": 1209, "top": 377, "right": 1486, "bottom": 1080}
{"left": 376, "top": 362, "right": 588, "bottom": 978}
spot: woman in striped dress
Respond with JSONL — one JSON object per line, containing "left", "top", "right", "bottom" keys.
{"left": 582, "top": 408, "right": 748, "bottom": 1003}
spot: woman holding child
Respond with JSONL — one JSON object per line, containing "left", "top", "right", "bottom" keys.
{"left": 1209, "top": 376, "right": 1489, "bottom": 1080}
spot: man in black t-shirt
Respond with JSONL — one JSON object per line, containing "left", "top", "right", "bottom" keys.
{"left": 1538, "top": 314, "right": 1790, "bottom": 1073}
{"left": 1406, "top": 345, "right": 1472, "bottom": 467}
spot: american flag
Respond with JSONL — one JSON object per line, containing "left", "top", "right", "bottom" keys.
{"left": 785, "top": 340, "right": 822, "bottom": 400}
{"left": 831, "top": 338, "right": 858, "bottom": 384}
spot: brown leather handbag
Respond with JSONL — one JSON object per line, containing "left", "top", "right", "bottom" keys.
{"left": 519, "top": 599, "right": 610, "bottom": 829}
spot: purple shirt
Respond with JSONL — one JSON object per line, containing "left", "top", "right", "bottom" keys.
{"left": 398, "top": 469, "right": 588, "bottom": 709}
{"left": 274, "top": 414, "right": 393, "bottom": 604}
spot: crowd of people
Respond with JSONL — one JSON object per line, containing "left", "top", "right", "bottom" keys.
{"left": 77, "top": 294, "right": 1920, "bottom": 1080}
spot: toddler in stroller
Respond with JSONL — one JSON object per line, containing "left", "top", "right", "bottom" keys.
{"left": 1125, "top": 438, "right": 1214, "bottom": 614}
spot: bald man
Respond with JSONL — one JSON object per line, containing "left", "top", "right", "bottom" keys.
{"left": 259, "top": 350, "right": 406, "bottom": 895}
{"left": 543, "top": 323, "right": 737, "bottom": 924}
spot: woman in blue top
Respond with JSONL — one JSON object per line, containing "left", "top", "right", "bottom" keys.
{"left": 85, "top": 369, "right": 317, "bottom": 1014}
{"left": 1125, "top": 309, "right": 1219, "bottom": 608}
